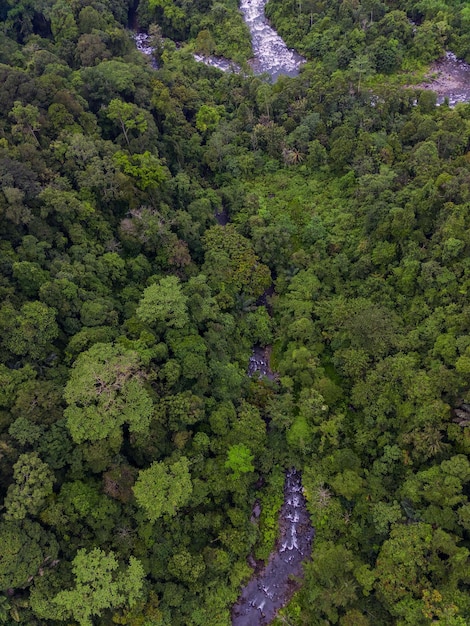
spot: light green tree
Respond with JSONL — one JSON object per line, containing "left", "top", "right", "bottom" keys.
{"left": 106, "top": 99, "right": 148, "bottom": 147}
{"left": 113, "top": 150, "right": 168, "bottom": 191}
{"left": 9, "top": 101, "right": 41, "bottom": 145}
{"left": 64, "top": 343, "right": 153, "bottom": 444}
{"left": 53, "top": 549, "right": 144, "bottom": 626}
{"left": 136, "top": 275, "right": 188, "bottom": 329}
{"left": 196, "top": 105, "right": 221, "bottom": 133}
{"left": 133, "top": 457, "right": 192, "bottom": 522}
{"left": 225, "top": 444, "right": 255, "bottom": 478}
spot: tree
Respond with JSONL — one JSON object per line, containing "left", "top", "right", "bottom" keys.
{"left": 133, "top": 457, "right": 192, "bottom": 522}
{"left": 136, "top": 275, "right": 189, "bottom": 330}
{"left": 196, "top": 105, "right": 221, "bottom": 133}
{"left": 0, "top": 520, "right": 58, "bottom": 590}
{"left": 1, "top": 301, "right": 59, "bottom": 362}
{"left": 113, "top": 151, "right": 168, "bottom": 191}
{"left": 64, "top": 343, "right": 153, "bottom": 444}
{"left": 374, "top": 522, "right": 469, "bottom": 624}
{"left": 202, "top": 224, "right": 271, "bottom": 308}
{"left": 194, "top": 30, "right": 215, "bottom": 57}
{"left": 224, "top": 444, "right": 255, "bottom": 478}
{"left": 149, "top": 0, "right": 185, "bottom": 31}
{"left": 49, "top": 0, "right": 78, "bottom": 43}
{"left": 9, "top": 101, "right": 41, "bottom": 145}
{"left": 302, "top": 542, "right": 358, "bottom": 623}
{"left": 349, "top": 54, "right": 375, "bottom": 92}
{"left": 53, "top": 549, "right": 144, "bottom": 626}
{"left": 106, "top": 99, "right": 148, "bottom": 147}
{"left": 4, "top": 453, "right": 54, "bottom": 520}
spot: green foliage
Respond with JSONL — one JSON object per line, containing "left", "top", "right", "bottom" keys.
{"left": 106, "top": 99, "right": 148, "bottom": 147}
{"left": 133, "top": 456, "right": 192, "bottom": 521}
{"left": 1, "top": 0, "right": 470, "bottom": 623}
{"left": 113, "top": 150, "right": 168, "bottom": 191}
{"left": 203, "top": 224, "right": 272, "bottom": 308}
{"left": 64, "top": 343, "right": 153, "bottom": 444}
{"left": 4, "top": 453, "right": 54, "bottom": 520}
{"left": 196, "top": 105, "right": 221, "bottom": 133}
{"left": 0, "top": 301, "right": 59, "bottom": 361}
{"left": 0, "top": 520, "right": 58, "bottom": 590}
{"left": 53, "top": 549, "right": 144, "bottom": 626}
{"left": 225, "top": 443, "right": 255, "bottom": 477}
{"left": 137, "top": 275, "right": 189, "bottom": 329}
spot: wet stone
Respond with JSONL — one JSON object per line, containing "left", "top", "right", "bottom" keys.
{"left": 239, "top": 0, "right": 305, "bottom": 80}
{"left": 248, "top": 345, "right": 276, "bottom": 380}
{"left": 133, "top": 33, "right": 159, "bottom": 68}
{"left": 232, "top": 470, "right": 314, "bottom": 626}
{"left": 132, "top": 0, "right": 305, "bottom": 81}
{"left": 417, "top": 51, "right": 470, "bottom": 107}
{"left": 193, "top": 53, "right": 242, "bottom": 74}
{"left": 251, "top": 501, "right": 262, "bottom": 523}
{"left": 214, "top": 208, "right": 230, "bottom": 226}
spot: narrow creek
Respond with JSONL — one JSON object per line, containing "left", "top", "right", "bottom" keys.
{"left": 133, "top": 3, "right": 313, "bottom": 621}
{"left": 237, "top": 332, "right": 314, "bottom": 625}
{"left": 215, "top": 204, "right": 314, "bottom": 623}
{"left": 232, "top": 469, "right": 314, "bottom": 625}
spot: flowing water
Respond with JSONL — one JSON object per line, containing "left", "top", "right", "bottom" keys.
{"left": 136, "top": 13, "right": 313, "bottom": 622}
{"left": 232, "top": 470, "right": 314, "bottom": 626}
{"left": 193, "top": 53, "right": 242, "bottom": 75}
{"left": 239, "top": 0, "right": 305, "bottom": 79}
{"left": 133, "top": 33, "right": 159, "bottom": 69}
{"left": 133, "top": 0, "right": 305, "bottom": 80}
{"left": 248, "top": 345, "right": 276, "bottom": 380}
{"left": 240, "top": 296, "right": 314, "bottom": 625}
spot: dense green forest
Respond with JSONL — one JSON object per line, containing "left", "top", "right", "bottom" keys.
{"left": 0, "top": 0, "right": 469, "bottom": 624}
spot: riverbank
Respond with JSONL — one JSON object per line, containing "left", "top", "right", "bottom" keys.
{"left": 414, "top": 51, "right": 470, "bottom": 106}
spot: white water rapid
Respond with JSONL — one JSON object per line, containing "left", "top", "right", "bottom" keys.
{"left": 133, "top": 0, "right": 305, "bottom": 80}
{"left": 239, "top": 0, "right": 305, "bottom": 79}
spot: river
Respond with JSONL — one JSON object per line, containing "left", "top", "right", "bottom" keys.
{"left": 133, "top": 0, "right": 305, "bottom": 81}
{"left": 239, "top": 0, "right": 305, "bottom": 79}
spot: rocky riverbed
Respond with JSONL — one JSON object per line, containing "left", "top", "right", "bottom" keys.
{"left": 232, "top": 469, "right": 314, "bottom": 626}
{"left": 248, "top": 345, "right": 276, "bottom": 380}
{"left": 239, "top": 0, "right": 305, "bottom": 79}
{"left": 237, "top": 310, "right": 314, "bottom": 625}
{"left": 133, "top": 0, "right": 305, "bottom": 81}
{"left": 416, "top": 51, "right": 470, "bottom": 106}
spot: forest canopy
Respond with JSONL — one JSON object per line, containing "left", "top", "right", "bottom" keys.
{"left": 0, "top": 0, "right": 469, "bottom": 624}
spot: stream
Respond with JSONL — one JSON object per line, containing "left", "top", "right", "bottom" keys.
{"left": 134, "top": 5, "right": 313, "bottom": 623}
{"left": 133, "top": 0, "right": 305, "bottom": 81}
{"left": 229, "top": 262, "right": 313, "bottom": 624}
{"left": 232, "top": 470, "right": 314, "bottom": 626}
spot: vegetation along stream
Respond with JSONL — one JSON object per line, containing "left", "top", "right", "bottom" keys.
{"left": 214, "top": 187, "right": 314, "bottom": 624}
